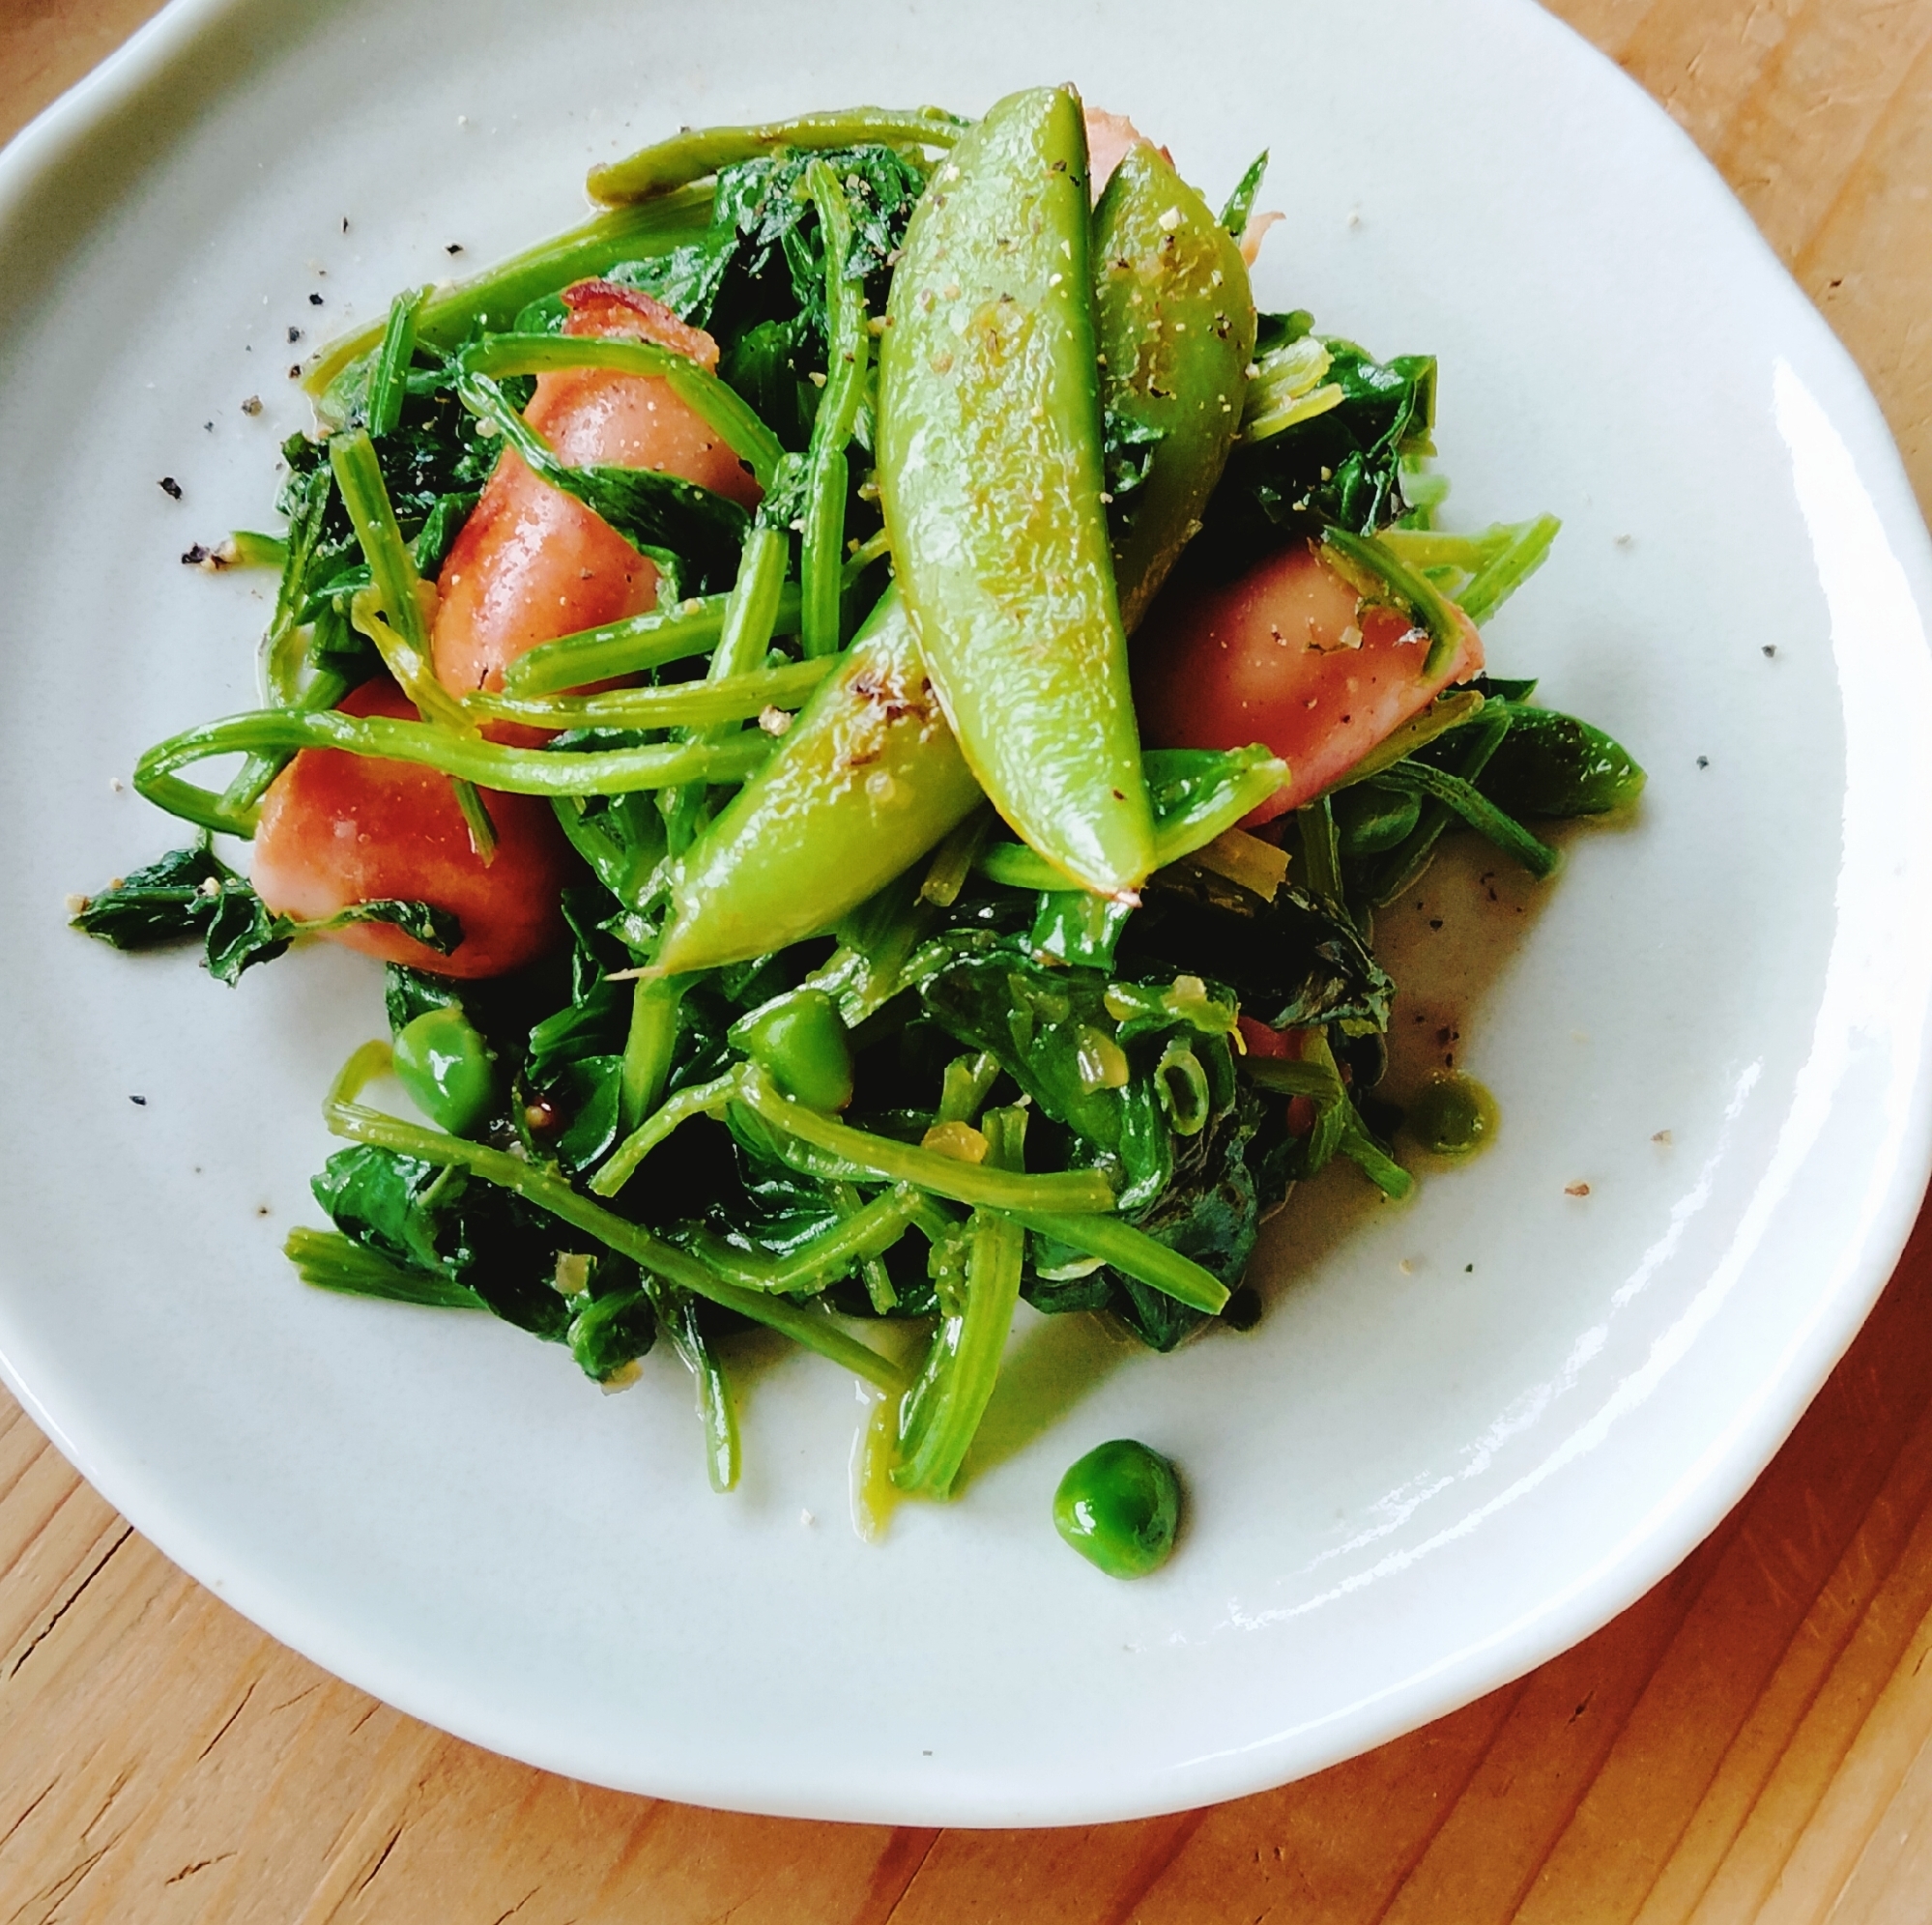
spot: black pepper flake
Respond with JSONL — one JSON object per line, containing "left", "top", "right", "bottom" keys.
{"left": 446, "top": 242, "right": 465, "bottom": 255}
{"left": 1762, "top": 645, "right": 1776, "bottom": 657}
{"left": 1696, "top": 755, "right": 1710, "bottom": 769}
{"left": 308, "top": 291, "right": 324, "bottom": 306}
{"left": 158, "top": 475, "right": 183, "bottom": 500}
{"left": 203, "top": 420, "right": 214, "bottom": 432}
{"left": 1428, "top": 918, "right": 1444, "bottom": 931}
{"left": 341, "top": 216, "right": 350, "bottom": 232}
{"left": 287, "top": 325, "right": 302, "bottom": 343}
{"left": 1464, "top": 1263, "right": 1474, "bottom": 1274}
{"left": 130, "top": 1095, "right": 147, "bottom": 1106}
{"left": 181, "top": 544, "right": 211, "bottom": 565}
{"left": 288, "top": 363, "right": 302, "bottom": 379}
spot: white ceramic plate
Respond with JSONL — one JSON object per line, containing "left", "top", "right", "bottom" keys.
{"left": 3, "top": 0, "right": 1930, "bottom": 1828}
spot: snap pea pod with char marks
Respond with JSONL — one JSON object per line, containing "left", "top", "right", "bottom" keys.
{"left": 653, "top": 106, "right": 1263, "bottom": 972}
{"left": 652, "top": 588, "right": 980, "bottom": 972}
{"left": 877, "top": 84, "right": 1155, "bottom": 900}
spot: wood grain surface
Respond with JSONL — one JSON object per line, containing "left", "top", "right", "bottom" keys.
{"left": 5, "top": 2, "right": 1932, "bottom": 1918}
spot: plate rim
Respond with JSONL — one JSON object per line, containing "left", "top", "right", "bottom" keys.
{"left": 3, "top": 0, "right": 1932, "bottom": 1826}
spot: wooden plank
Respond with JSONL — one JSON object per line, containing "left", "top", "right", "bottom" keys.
{"left": 2, "top": 1, "right": 1932, "bottom": 1917}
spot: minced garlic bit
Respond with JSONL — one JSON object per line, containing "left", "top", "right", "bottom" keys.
{"left": 599, "top": 1359, "right": 644, "bottom": 1394}
{"left": 1565, "top": 1182, "right": 1592, "bottom": 1197}
{"left": 921, "top": 1120, "right": 990, "bottom": 1164}
{"left": 553, "top": 1251, "right": 592, "bottom": 1297}
{"left": 757, "top": 704, "right": 793, "bottom": 737}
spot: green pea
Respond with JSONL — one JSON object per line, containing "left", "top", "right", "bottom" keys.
{"left": 392, "top": 1005, "right": 499, "bottom": 1137}
{"left": 731, "top": 989, "right": 853, "bottom": 1112}
{"left": 1408, "top": 1072, "right": 1498, "bottom": 1157}
{"left": 1053, "top": 1439, "right": 1182, "bottom": 1579}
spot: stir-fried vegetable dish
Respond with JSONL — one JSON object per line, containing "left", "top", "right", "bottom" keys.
{"left": 73, "top": 89, "right": 1643, "bottom": 1555}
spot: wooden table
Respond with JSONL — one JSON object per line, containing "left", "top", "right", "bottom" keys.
{"left": 5, "top": 2, "right": 1932, "bottom": 1916}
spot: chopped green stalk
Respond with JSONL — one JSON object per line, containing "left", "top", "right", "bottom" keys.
{"left": 459, "top": 334, "right": 784, "bottom": 488}
{"left": 322, "top": 1044, "right": 907, "bottom": 1392}
{"left": 1242, "top": 336, "right": 1343, "bottom": 443}
{"left": 666, "top": 1294, "right": 740, "bottom": 1493}
{"left": 364, "top": 287, "right": 428, "bottom": 439}
{"left": 994, "top": 1209, "right": 1229, "bottom": 1314}
{"left": 306, "top": 187, "right": 717, "bottom": 399}
{"left": 735, "top": 1069, "right": 1115, "bottom": 1215}
{"left": 893, "top": 1106, "right": 1028, "bottom": 1497}
{"left": 1327, "top": 688, "right": 1485, "bottom": 792}
{"left": 503, "top": 586, "right": 801, "bottom": 697}
{"left": 830, "top": 1183, "right": 900, "bottom": 1312}
{"left": 800, "top": 448, "right": 850, "bottom": 658}
{"left": 937, "top": 1051, "right": 1000, "bottom": 1125}
{"left": 1320, "top": 524, "right": 1465, "bottom": 679}
{"left": 218, "top": 668, "right": 352, "bottom": 821}
{"left": 798, "top": 160, "right": 871, "bottom": 658}
{"left": 588, "top": 106, "right": 966, "bottom": 204}
{"left": 1297, "top": 795, "right": 1345, "bottom": 909}
{"left": 840, "top": 526, "right": 892, "bottom": 586}
{"left": 1372, "top": 760, "right": 1562, "bottom": 877}
{"left": 918, "top": 810, "right": 993, "bottom": 907}
{"left": 691, "top": 1186, "right": 923, "bottom": 1297}
{"left": 328, "top": 435, "right": 468, "bottom": 731}
{"left": 1359, "top": 707, "right": 1514, "bottom": 910}
{"left": 469, "top": 656, "right": 833, "bottom": 733}
{"left": 135, "top": 708, "right": 773, "bottom": 838}
{"left": 620, "top": 975, "right": 685, "bottom": 1134}
{"left": 220, "top": 531, "right": 288, "bottom": 569}
{"left": 1379, "top": 515, "right": 1561, "bottom": 626}
{"left": 654, "top": 513, "right": 794, "bottom": 850}
{"left": 329, "top": 431, "right": 496, "bottom": 855}
{"left": 711, "top": 521, "right": 793, "bottom": 681}
{"left": 1246, "top": 1043, "right": 1415, "bottom": 1200}
{"left": 1190, "top": 827, "right": 1289, "bottom": 899}
{"left": 1456, "top": 514, "right": 1562, "bottom": 624}
{"left": 591, "top": 1069, "right": 741, "bottom": 1197}
{"left": 284, "top": 1225, "right": 487, "bottom": 1309}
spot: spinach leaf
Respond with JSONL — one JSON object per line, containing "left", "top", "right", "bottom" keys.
{"left": 73, "top": 852, "right": 456, "bottom": 985}
{"left": 312, "top": 1144, "right": 573, "bottom": 1339}
{"left": 1197, "top": 318, "right": 1436, "bottom": 577}
{"left": 613, "top": 144, "right": 927, "bottom": 372}
{"left": 1122, "top": 872, "right": 1394, "bottom": 1034}
{"left": 1478, "top": 704, "right": 1647, "bottom": 816}
{"left": 70, "top": 845, "right": 233, "bottom": 949}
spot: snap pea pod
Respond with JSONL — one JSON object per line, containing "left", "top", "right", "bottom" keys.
{"left": 587, "top": 106, "right": 966, "bottom": 205}
{"left": 651, "top": 587, "right": 982, "bottom": 973}
{"left": 654, "top": 105, "right": 1269, "bottom": 971}
{"left": 1094, "top": 142, "right": 1256, "bottom": 630}
{"left": 878, "top": 84, "right": 1155, "bottom": 899}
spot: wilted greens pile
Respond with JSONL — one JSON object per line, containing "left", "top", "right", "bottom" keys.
{"left": 75, "top": 92, "right": 1642, "bottom": 1508}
